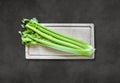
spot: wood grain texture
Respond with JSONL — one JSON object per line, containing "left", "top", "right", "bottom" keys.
{"left": 0, "top": 0, "right": 120, "bottom": 83}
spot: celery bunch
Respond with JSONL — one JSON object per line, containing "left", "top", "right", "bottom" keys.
{"left": 19, "top": 18, "right": 95, "bottom": 56}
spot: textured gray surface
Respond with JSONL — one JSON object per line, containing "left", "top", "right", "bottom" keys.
{"left": 0, "top": 0, "right": 120, "bottom": 83}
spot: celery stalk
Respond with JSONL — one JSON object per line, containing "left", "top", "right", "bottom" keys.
{"left": 19, "top": 18, "right": 95, "bottom": 56}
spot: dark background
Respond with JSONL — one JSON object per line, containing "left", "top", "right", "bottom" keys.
{"left": 0, "top": 0, "right": 120, "bottom": 83}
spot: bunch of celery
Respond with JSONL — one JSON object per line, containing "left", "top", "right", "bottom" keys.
{"left": 19, "top": 18, "right": 95, "bottom": 56}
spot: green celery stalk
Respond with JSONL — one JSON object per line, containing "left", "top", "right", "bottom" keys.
{"left": 19, "top": 18, "right": 95, "bottom": 56}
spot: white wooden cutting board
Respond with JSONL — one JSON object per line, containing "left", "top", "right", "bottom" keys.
{"left": 25, "top": 23, "right": 95, "bottom": 59}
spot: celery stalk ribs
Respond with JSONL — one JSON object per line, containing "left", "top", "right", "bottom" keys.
{"left": 19, "top": 18, "right": 95, "bottom": 56}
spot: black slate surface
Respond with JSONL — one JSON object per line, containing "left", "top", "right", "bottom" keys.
{"left": 0, "top": 0, "right": 120, "bottom": 83}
